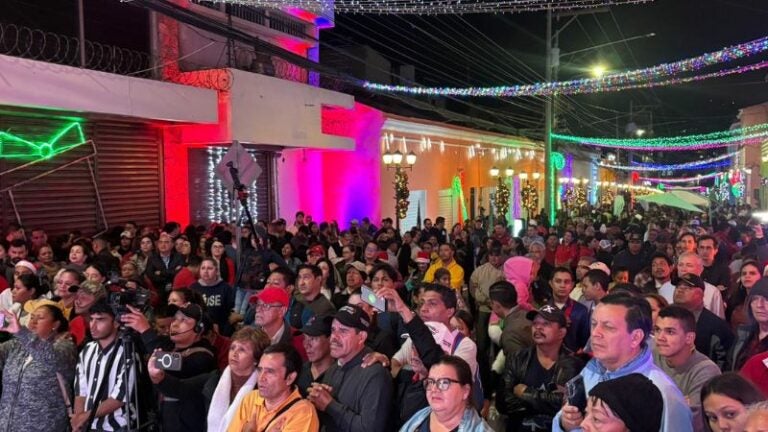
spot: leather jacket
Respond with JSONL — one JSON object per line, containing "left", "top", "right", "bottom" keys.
{"left": 502, "top": 345, "right": 584, "bottom": 428}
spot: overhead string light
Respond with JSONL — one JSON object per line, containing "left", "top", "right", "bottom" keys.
{"left": 363, "top": 35, "right": 768, "bottom": 97}
{"left": 600, "top": 151, "right": 738, "bottom": 171}
{"left": 640, "top": 172, "right": 722, "bottom": 184}
{"left": 553, "top": 123, "right": 768, "bottom": 151}
{"left": 211, "top": 0, "right": 652, "bottom": 15}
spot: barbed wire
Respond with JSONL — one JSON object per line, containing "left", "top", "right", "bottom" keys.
{"left": 0, "top": 22, "right": 152, "bottom": 77}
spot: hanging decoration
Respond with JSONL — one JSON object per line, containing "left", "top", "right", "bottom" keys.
{"left": 0, "top": 122, "right": 87, "bottom": 160}
{"left": 554, "top": 124, "right": 768, "bottom": 151}
{"left": 218, "top": 0, "right": 652, "bottom": 16}
{"left": 639, "top": 171, "right": 721, "bottom": 184}
{"left": 600, "top": 151, "right": 738, "bottom": 171}
{"left": 551, "top": 152, "right": 566, "bottom": 171}
{"left": 394, "top": 169, "right": 410, "bottom": 220}
{"left": 521, "top": 181, "right": 538, "bottom": 214}
{"left": 494, "top": 176, "right": 510, "bottom": 220}
{"left": 364, "top": 35, "right": 768, "bottom": 97}
{"left": 600, "top": 187, "right": 615, "bottom": 207}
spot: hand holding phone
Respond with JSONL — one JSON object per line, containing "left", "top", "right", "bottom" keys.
{"left": 565, "top": 375, "right": 587, "bottom": 413}
{"left": 361, "top": 286, "right": 387, "bottom": 312}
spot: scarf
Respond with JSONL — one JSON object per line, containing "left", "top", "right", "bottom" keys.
{"left": 206, "top": 366, "right": 259, "bottom": 432}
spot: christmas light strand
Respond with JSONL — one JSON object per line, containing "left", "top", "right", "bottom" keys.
{"left": 640, "top": 172, "right": 721, "bottom": 184}
{"left": 363, "top": 36, "right": 768, "bottom": 97}
{"left": 553, "top": 125, "right": 768, "bottom": 151}
{"left": 599, "top": 151, "right": 738, "bottom": 171}
{"left": 602, "top": 159, "right": 732, "bottom": 171}
{"left": 213, "top": 0, "right": 652, "bottom": 15}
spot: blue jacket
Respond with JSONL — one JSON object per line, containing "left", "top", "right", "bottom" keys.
{"left": 552, "top": 345, "right": 693, "bottom": 432}
{"left": 400, "top": 406, "right": 493, "bottom": 432}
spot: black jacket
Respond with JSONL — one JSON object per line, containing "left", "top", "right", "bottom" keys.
{"left": 695, "top": 308, "right": 734, "bottom": 370}
{"left": 144, "top": 251, "right": 185, "bottom": 292}
{"left": 503, "top": 345, "right": 584, "bottom": 428}
{"left": 319, "top": 347, "right": 393, "bottom": 432}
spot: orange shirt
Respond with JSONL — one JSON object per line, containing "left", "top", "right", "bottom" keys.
{"left": 227, "top": 388, "right": 319, "bottom": 432}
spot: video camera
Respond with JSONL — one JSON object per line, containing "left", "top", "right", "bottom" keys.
{"left": 106, "top": 272, "right": 150, "bottom": 320}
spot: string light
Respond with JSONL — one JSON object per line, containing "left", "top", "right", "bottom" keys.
{"left": 640, "top": 172, "right": 721, "bottom": 184}
{"left": 553, "top": 124, "right": 768, "bottom": 151}
{"left": 210, "top": 0, "right": 652, "bottom": 15}
{"left": 206, "top": 147, "right": 261, "bottom": 222}
{"left": 363, "top": 35, "right": 768, "bottom": 97}
{"left": 601, "top": 152, "right": 736, "bottom": 171}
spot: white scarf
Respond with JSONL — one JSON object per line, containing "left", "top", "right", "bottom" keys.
{"left": 207, "top": 366, "right": 259, "bottom": 432}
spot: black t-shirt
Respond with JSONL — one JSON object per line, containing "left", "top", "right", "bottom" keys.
{"left": 702, "top": 262, "right": 732, "bottom": 291}
{"left": 522, "top": 352, "right": 556, "bottom": 390}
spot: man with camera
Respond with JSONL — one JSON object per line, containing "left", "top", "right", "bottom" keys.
{"left": 121, "top": 303, "right": 217, "bottom": 432}
{"left": 72, "top": 300, "right": 137, "bottom": 432}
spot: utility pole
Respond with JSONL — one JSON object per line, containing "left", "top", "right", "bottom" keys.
{"left": 544, "top": 7, "right": 555, "bottom": 226}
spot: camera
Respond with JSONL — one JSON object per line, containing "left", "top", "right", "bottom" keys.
{"left": 107, "top": 272, "right": 150, "bottom": 321}
{"left": 154, "top": 351, "right": 182, "bottom": 371}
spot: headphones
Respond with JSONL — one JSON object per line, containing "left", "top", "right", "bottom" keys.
{"left": 188, "top": 304, "right": 205, "bottom": 334}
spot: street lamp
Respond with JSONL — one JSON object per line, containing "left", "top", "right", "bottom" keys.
{"left": 383, "top": 149, "right": 417, "bottom": 232}
{"left": 590, "top": 64, "right": 607, "bottom": 78}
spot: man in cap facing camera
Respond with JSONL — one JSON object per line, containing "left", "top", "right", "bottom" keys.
{"left": 503, "top": 305, "right": 584, "bottom": 431}
{"left": 297, "top": 314, "right": 334, "bottom": 397}
{"left": 307, "top": 304, "right": 393, "bottom": 432}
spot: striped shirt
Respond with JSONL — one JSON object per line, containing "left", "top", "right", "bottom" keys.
{"left": 75, "top": 339, "right": 136, "bottom": 431}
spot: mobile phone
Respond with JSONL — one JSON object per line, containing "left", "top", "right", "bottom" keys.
{"left": 361, "top": 286, "right": 387, "bottom": 312}
{"left": 565, "top": 375, "right": 587, "bottom": 413}
{"left": 154, "top": 351, "right": 183, "bottom": 371}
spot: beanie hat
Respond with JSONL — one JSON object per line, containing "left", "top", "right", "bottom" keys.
{"left": 588, "top": 374, "right": 663, "bottom": 432}
{"left": 747, "top": 278, "right": 768, "bottom": 322}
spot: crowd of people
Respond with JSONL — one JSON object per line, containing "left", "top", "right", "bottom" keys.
{"left": 3, "top": 204, "right": 768, "bottom": 431}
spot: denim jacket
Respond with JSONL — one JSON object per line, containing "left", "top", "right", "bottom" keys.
{"left": 400, "top": 406, "right": 493, "bottom": 432}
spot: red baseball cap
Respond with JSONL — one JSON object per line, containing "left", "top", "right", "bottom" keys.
{"left": 249, "top": 287, "right": 289, "bottom": 307}
{"left": 308, "top": 244, "right": 325, "bottom": 256}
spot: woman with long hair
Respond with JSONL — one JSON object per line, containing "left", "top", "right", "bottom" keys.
{"left": 729, "top": 279, "right": 768, "bottom": 370}
{"left": 726, "top": 260, "right": 762, "bottom": 330}
{"left": 131, "top": 234, "right": 156, "bottom": 276}
{"left": 0, "top": 302, "right": 77, "bottom": 432}
{"left": 205, "top": 238, "right": 235, "bottom": 286}
{"left": 702, "top": 373, "right": 764, "bottom": 432}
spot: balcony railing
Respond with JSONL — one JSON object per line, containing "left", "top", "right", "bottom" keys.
{"left": 0, "top": 22, "right": 151, "bottom": 77}
{"left": 226, "top": 4, "right": 267, "bottom": 26}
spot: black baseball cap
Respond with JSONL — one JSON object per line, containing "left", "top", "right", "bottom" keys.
{"left": 677, "top": 273, "right": 705, "bottom": 290}
{"left": 301, "top": 314, "right": 333, "bottom": 337}
{"left": 526, "top": 304, "right": 567, "bottom": 327}
{"left": 334, "top": 304, "right": 370, "bottom": 331}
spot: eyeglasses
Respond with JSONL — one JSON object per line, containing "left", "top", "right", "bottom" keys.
{"left": 423, "top": 377, "right": 461, "bottom": 391}
{"left": 255, "top": 303, "right": 284, "bottom": 311}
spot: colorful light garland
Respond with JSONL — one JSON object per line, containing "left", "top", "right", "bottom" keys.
{"left": 212, "top": 0, "right": 652, "bottom": 15}
{"left": 553, "top": 124, "right": 768, "bottom": 151}
{"left": 363, "top": 35, "right": 768, "bottom": 97}
{"left": 601, "top": 152, "right": 737, "bottom": 171}
{"left": 640, "top": 172, "right": 721, "bottom": 184}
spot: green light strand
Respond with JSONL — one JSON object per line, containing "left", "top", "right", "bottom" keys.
{"left": 0, "top": 122, "right": 86, "bottom": 160}
{"left": 552, "top": 123, "right": 768, "bottom": 150}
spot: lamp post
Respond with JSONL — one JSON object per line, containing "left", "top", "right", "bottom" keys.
{"left": 383, "top": 150, "right": 417, "bottom": 232}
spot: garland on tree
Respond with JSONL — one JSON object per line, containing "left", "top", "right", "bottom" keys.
{"left": 521, "top": 182, "right": 538, "bottom": 213}
{"left": 394, "top": 169, "right": 410, "bottom": 220}
{"left": 495, "top": 177, "right": 510, "bottom": 217}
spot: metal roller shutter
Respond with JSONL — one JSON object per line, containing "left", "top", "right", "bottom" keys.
{"left": 187, "top": 145, "right": 274, "bottom": 225}
{"left": 93, "top": 121, "right": 163, "bottom": 229}
{"left": 0, "top": 115, "right": 100, "bottom": 235}
{"left": 0, "top": 115, "right": 163, "bottom": 236}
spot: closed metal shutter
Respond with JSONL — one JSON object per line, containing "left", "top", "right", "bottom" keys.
{"left": 188, "top": 145, "right": 274, "bottom": 225}
{"left": 0, "top": 114, "right": 163, "bottom": 235}
{"left": 93, "top": 121, "right": 163, "bottom": 229}
{"left": 0, "top": 115, "right": 100, "bottom": 235}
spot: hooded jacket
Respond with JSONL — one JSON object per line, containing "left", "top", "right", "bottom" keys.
{"left": 503, "top": 256, "right": 534, "bottom": 309}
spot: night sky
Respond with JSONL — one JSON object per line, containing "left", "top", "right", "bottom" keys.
{"left": 325, "top": 0, "right": 768, "bottom": 142}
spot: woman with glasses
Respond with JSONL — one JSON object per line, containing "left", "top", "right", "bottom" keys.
{"left": 400, "top": 355, "right": 492, "bottom": 432}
